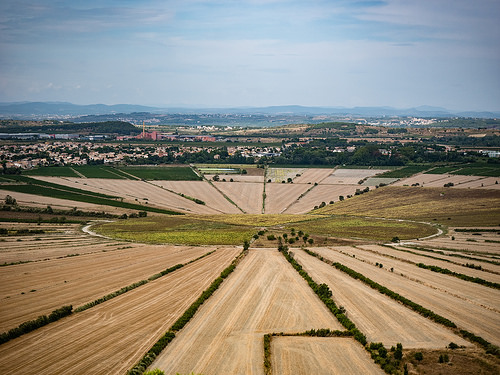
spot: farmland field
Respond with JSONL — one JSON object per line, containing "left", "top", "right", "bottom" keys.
{"left": 271, "top": 337, "right": 385, "bottom": 375}
{"left": 316, "top": 186, "right": 500, "bottom": 226}
{"left": 213, "top": 181, "right": 263, "bottom": 213}
{"left": 149, "top": 248, "right": 343, "bottom": 375}
{"left": 0, "top": 247, "right": 240, "bottom": 375}
{"left": 310, "top": 246, "right": 500, "bottom": 346}
{"left": 294, "top": 249, "right": 469, "bottom": 348}
{"left": 1, "top": 165, "right": 500, "bottom": 375}
{"left": 0, "top": 242, "right": 210, "bottom": 331}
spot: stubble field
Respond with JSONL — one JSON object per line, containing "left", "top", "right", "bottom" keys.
{"left": 1, "top": 165, "right": 499, "bottom": 375}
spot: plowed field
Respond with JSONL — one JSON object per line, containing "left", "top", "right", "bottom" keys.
{"left": 264, "top": 183, "right": 310, "bottom": 214}
{"left": 151, "top": 180, "right": 241, "bottom": 214}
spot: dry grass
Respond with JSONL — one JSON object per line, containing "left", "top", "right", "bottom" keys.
{"left": 315, "top": 186, "right": 500, "bottom": 226}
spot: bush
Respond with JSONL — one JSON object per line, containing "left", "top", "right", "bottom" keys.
{"left": 267, "top": 234, "right": 276, "bottom": 241}
{"left": 414, "top": 352, "right": 423, "bottom": 361}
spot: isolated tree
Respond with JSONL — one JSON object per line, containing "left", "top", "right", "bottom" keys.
{"left": 4, "top": 195, "right": 16, "bottom": 205}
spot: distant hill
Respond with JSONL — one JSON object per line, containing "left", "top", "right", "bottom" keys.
{"left": 0, "top": 101, "right": 498, "bottom": 120}
{"left": 0, "top": 102, "right": 159, "bottom": 118}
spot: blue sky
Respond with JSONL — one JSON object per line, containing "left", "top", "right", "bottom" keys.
{"left": 0, "top": 0, "right": 499, "bottom": 110}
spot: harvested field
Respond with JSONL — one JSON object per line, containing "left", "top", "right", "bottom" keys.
{"left": 393, "top": 173, "right": 455, "bottom": 187}
{"left": 311, "top": 247, "right": 500, "bottom": 346}
{"left": 0, "top": 222, "right": 123, "bottom": 263}
{"left": 292, "top": 168, "right": 335, "bottom": 184}
{"left": 283, "top": 184, "right": 359, "bottom": 214}
{"left": 417, "top": 229, "right": 500, "bottom": 256}
{"left": 151, "top": 180, "right": 241, "bottom": 214}
{"left": 0, "top": 247, "right": 240, "bottom": 375}
{"left": 264, "top": 183, "right": 311, "bottom": 214}
{"left": 394, "top": 173, "right": 485, "bottom": 188}
{"left": 150, "top": 248, "right": 343, "bottom": 375}
{"left": 213, "top": 181, "right": 263, "bottom": 214}
{"left": 457, "top": 177, "right": 500, "bottom": 189}
{"left": 271, "top": 337, "right": 385, "bottom": 375}
{"left": 295, "top": 249, "right": 467, "bottom": 348}
{"left": 0, "top": 244, "right": 210, "bottom": 332}
{"left": 31, "top": 177, "right": 217, "bottom": 214}
{"left": 362, "top": 177, "right": 398, "bottom": 186}
{"left": 321, "top": 169, "right": 389, "bottom": 185}
{"left": 358, "top": 244, "right": 500, "bottom": 284}
{"left": 0, "top": 189, "right": 127, "bottom": 214}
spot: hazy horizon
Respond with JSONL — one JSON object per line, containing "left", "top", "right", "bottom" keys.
{"left": 1, "top": 1, "right": 499, "bottom": 111}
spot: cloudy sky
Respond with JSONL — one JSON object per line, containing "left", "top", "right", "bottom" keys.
{"left": 1, "top": 0, "right": 499, "bottom": 110}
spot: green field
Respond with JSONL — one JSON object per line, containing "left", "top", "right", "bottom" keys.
{"left": 425, "top": 163, "right": 500, "bottom": 177}
{"left": 377, "top": 165, "right": 431, "bottom": 178}
{"left": 95, "top": 212, "right": 437, "bottom": 245}
{"left": 283, "top": 216, "right": 436, "bottom": 241}
{"left": 95, "top": 216, "right": 255, "bottom": 245}
{"left": 24, "top": 166, "right": 80, "bottom": 177}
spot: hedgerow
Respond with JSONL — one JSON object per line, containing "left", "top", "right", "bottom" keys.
{"left": 128, "top": 247, "right": 248, "bottom": 375}
{"left": 279, "top": 246, "right": 366, "bottom": 345}
{"left": 416, "top": 263, "right": 500, "bottom": 290}
{"left": 0, "top": 305, "right": 72, "bottom": 344}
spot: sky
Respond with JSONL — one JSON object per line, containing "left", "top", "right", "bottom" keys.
{"left": 0, "top": 0, "right": 499, "bottom": 111}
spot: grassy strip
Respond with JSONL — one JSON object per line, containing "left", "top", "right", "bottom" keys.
{"left": 303, "top": 248, "right": 500, "bottom": 358}
{"left": 263, "top": 334, "right": 272, "bottom": 375}
{"left": 0, "top": 305, "right": 72, "bottom": 345}
{"left": 128, "top": 248, "right": 248, "bottom": 375}
{"left": 303, "top": 248, "right": 456, "bottom": 328}
{"left": 279, "top": 245, "right": 366, "bottom": 345}
{"left": 416, "top": 263, "right": 500, "bottom": 290}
